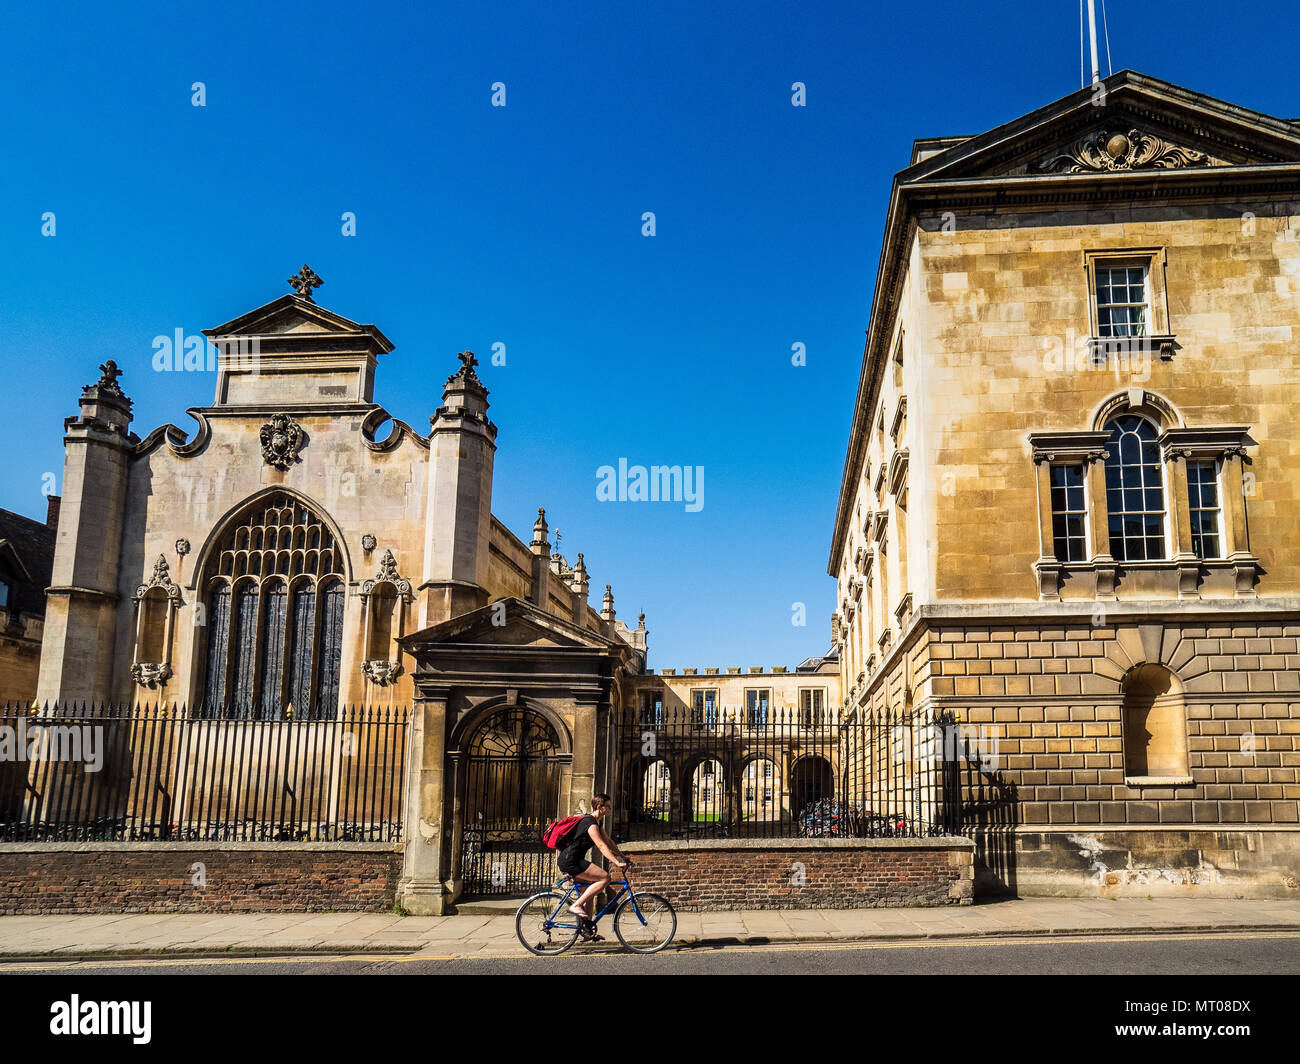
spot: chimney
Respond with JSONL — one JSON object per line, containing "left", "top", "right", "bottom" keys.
{"left": 45, "top": 494, "right": 61, "bottom": 529}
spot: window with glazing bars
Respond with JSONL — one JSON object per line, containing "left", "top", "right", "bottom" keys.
{"left": 1104, "top": 415, "right": 1166, "bottom": 562}
{"left": 745, "top": 688, "right": 769, "bottom": 726}
{"left": 691, "top": 689, "right": 718, "bottom": 727}
{"left": 799, "top": 688, "right": 825, "bottom": 727}
{"left": 1096, "top": 262, "right": 1149, "bottom": 337}
{"left": 1187, "top": 459, "right": 1222, "bottom": 560}
{"left": 640, "top": 691, "right": 663, "bottom": 726}
{"left": 1049, "top": 464, "right": 1088, "bottom": 562}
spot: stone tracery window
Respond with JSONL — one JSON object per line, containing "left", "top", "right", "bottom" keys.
{"left": 198, "top": 493, "right": 346, "bottom": 719}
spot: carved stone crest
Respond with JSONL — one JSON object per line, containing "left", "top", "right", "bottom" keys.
{"left": 131, "top": 662, "right": 173, "bottom": 688}
{"left": 361, "top": 659, "right": 403, "bottom": 686}
{"left": 260, "top": 413, "right": 304, "bottom": 470}
{"left": 1037, "top": 128, "right": 1218, "bottom": 174}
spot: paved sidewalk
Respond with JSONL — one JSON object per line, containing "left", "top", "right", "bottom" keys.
{"left": 1, "top": 899, "right": 1298, "bottom": 959}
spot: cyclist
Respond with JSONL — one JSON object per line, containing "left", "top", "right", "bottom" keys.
{"left": 558, "top": 792, "right": 631, "bottom": 939}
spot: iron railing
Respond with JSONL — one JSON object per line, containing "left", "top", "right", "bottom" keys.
{"left": 612, "top": 704, "right": 960, "bottom": 842}
{"left": 0, "top": 702, "right": 408, "bottom": 842}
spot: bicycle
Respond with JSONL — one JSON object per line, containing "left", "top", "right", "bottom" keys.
{"left": 514, "top": 863, "right": 677, "bottom": 956}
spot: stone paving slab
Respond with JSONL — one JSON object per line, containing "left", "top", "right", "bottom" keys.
{"left": 1, "top": 899, "right": 1298, "bottom": 959}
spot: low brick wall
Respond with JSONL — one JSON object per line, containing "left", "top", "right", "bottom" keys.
{"left": 0, "top": 843, "right": 404, "bottom": 914}
{"left": 619, "top": 837, "right": 975, "bottom": 910}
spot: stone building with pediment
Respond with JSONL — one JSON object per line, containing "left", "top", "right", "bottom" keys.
{"left": 829, "top": 70, "right": 1300, "bottom": 896}
{"left": 32, "top": 272, "right": 648, "bottom": 912}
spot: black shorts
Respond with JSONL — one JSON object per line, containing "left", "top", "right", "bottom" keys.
{"left": 557, "top": 853, "right": 591, "bottom": 878}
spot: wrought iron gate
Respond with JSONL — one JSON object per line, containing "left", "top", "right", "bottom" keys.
{"left": 460, "top": 706, "right": 563, "bottom": 896}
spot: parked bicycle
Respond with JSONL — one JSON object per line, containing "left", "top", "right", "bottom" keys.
{"left": 514, "top": 861, "right": 676, "bottom": 956}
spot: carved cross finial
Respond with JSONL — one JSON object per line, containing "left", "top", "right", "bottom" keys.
{"left": 86, "top": 359, "right": 127, "bottom": 401}
{"left": 458, "top": 350, "right": 478, "bottom": 372}
{"left": 287, "top": 265, "right": 323, "bottom": 302}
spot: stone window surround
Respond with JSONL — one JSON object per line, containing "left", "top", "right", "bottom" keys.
{"left": 1082, "top": 246, "right": 1177, "bottom": 360}
{"left": 1029, "top": 405, "right": 1257, "bottom": 601}
{"left": 797, "top": 686, "right": 827, "bottom": 727}
{"left": 689, "top": 687, "right": 719, "bottom": 727}
{"left": 889, "top": 395, "right": 908, "bottom": 445}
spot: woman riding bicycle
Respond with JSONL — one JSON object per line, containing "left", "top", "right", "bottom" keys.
{"left": 557, "top": 792, "right": 631, "bottom": 940}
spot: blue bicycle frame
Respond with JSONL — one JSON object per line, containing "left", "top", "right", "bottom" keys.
{"left": 543, "top": 873, "right": 649, "bottom": 931}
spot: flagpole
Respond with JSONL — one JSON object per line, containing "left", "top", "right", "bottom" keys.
{"left": 1086, "top": 0, "right": 1102, "bottom": 83}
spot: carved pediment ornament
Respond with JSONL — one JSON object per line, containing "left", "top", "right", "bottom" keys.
{"left": 360, "top": 549, "right": 413, "bottom": 602}
{"left": 260, "top": 413, "right": 304, "bottom": 470}
{"left": 134, "top": 554, "right": 182, "bottom": 603}
{"left": 1036, "top": 128, "right": 1217, "bottom": 174}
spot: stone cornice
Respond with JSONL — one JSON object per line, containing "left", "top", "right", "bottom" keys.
{"left": 1028, "top": 430, "right": 1112, "bottom": 464}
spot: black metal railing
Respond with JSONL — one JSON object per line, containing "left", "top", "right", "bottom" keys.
{"left": 0, "top": 702, "right": 408, "bottom": 842}
{"left": 612, "top": 704, "right": 960, "bottom": 842}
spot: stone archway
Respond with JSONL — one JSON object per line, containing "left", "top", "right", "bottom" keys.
{"left": 460, "top": 704, "right": 564, "bottom": 896}
{"left": 790, "top": 755, "right": 834, "bottom": 816}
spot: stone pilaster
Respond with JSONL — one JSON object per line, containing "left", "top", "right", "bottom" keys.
{"left": 398, "top": 693, "right": 453, "bottom": 915}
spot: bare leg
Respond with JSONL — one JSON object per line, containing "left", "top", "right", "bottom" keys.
{"left": 568, "top": 866, "right": 609, "bottom": 919}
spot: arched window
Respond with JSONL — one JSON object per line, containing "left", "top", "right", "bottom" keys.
{"left": 1104, "top": 414, "right": 1166, "bottom": 562}
{"left": 198, "top": 494, "right": 346, "bottom": 719}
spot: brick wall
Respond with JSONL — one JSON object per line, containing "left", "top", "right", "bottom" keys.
{"left": 0, "top": 843, "right": 404, "bottom": 914}
{"left": 619, "top": 837, "right": 973, "bottom": 910}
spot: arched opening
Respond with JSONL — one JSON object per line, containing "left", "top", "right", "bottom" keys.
{"left": 197, "top": 492, "right": 346, "bottom": 719}
{"left": 640, "top": 759, "right": 672, "bottom": 822}
{"left": 687, "top": 758, "right": 723, "bottom": 823}
{"left": 1122, "top": 665, "right": 1188, "bottom": 779}
{"left": 790, "top": 755, "right": 834, "bottom": 816}
{"left": 741, "top": 757, "right": 779, "bottom": 821}
{"left": 461, "top": 704, "right": 565, "bottom": 896}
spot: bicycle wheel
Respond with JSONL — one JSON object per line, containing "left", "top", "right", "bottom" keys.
{"left": 515, "top": 891, "right": 580, "bottom": 956}
{"left": 613, "top": 892, "right": 677, "bottom": 953}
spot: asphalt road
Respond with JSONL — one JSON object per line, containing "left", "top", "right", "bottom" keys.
{"left": 4, "top": 931, "right": 1298, "bottom": 975}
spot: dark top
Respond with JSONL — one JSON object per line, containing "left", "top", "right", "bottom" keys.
{"left": 559, "top": 814, "right": 598, "bottom": 865}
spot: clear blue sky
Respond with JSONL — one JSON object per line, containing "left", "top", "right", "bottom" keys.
{"left": 1, "top": 1, "right": 1296, "bottom": 669}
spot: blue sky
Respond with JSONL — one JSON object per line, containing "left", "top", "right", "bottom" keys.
{"left": 1, "top": 1, "right": 1296, "bottom": 669}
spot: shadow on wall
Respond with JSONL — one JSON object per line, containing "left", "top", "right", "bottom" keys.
{"left": 958, "top": 757, "right": 1020, "bottom": 898}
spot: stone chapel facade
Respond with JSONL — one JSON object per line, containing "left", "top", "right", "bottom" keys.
{"left": 33, "top": 276, "right": 647, "bottom": 912}
{"left": 829, "top": 71, "right": 1300, "bottom": 895}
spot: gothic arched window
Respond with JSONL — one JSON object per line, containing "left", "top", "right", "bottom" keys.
{"left": 1104, "top": 414, "right": 1166, "bottom": 562}
{"left": 198, "top": 494, "right": 346, "bottom": 719}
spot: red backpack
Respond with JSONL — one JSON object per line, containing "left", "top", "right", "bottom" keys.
{"left": 542, "top": 815, "right": 584, "bottom": 850}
